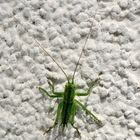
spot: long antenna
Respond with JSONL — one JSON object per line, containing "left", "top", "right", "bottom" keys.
{"left": 72, "top": 27, "right": 91, "bottom": 83}
{"left": 35, "top": 40, "right": 69, "bottom": 82}
{"left": 14, "top": 17, "right": 69, "bottom": 82}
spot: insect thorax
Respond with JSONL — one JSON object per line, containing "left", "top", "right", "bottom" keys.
{"left": 64, "top": 82, "right": 75, "bottom": 103}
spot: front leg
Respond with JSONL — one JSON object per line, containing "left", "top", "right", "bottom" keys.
{"left": 39, "top": 79, "right": 64, "bottom": 98}
{"left": 48, "top": 79, "right": 56, "bottom": 93}
{"left": 76, "top": 78, "right": 100, "bottom": 96}
{"left": 48, "top": 80, "right": 64, "bottom": 97}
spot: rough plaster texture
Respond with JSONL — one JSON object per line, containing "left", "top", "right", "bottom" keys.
{"left": 0, "top": 0, "right": 140, "bottom": 140}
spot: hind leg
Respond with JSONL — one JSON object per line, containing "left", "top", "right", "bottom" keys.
{"left": 44, "top": 101, "right": 63, "bottom": 134}
{"left": 75, "top": 99, "right": 102, "bottom": 126}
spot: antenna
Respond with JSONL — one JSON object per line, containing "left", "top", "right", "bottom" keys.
{"left": 14, "top": 17, "right": 69, "bottom": 82}
{"left": 35, "top": 40, "right": 70, "bottom": 82}
{"left": 72, "top": 27, "right": 91, "bottom": 83}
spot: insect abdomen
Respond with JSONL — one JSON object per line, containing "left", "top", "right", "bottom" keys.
{"left": 61, "top": 83, "right": 76, "bottom": 128}
{"left": 61, "top": 102, "right": 73, "bottom": 126}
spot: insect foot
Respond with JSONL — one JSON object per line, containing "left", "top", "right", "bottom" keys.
{"left": 43, "top": 124, "right": 57, "bottom": 135}
{"left": 95, "top": 118, "right": 103, "bottom": 127}
{"left": 87, "top": 72, "right": 103, "bottom": 87}
{"left": 71, "top": 124, "right": 81, "bottom": 137}
{"left": 43, "top": 128, "right": 51, "bottom": 135}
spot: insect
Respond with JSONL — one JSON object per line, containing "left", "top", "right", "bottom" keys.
{"left": 14, "top": 17, "right": 102, "bottom": 136}
{"left": 37, "top": 27, "right": 103, "bottom": 136}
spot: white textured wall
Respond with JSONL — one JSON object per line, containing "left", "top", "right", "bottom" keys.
{"left": 0, "top": 0, "right": 140, "bottom": 140}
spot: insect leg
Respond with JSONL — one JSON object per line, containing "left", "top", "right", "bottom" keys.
{"left": 75, "top": 99, "right": 102, "bottom": 126}
{"left": 48, "top": 80, "right": 64, "bottom": 97}
{"left": 38, "top": 87, "right": 61, "bottom": 98}
{"left": 44, "top": 101, "right": 63, "bottom": 134}
{"left": 76, "top": 78, "right": 100, "bottom": 96}
{"left": 76, "top": 92, "right": 89, "bottom": 96}
{"left": 53, "top": 92, "right": 64, "bottom": 97}
{"left": 87, "top": 78, "right": 101, "bottom": 93}
{"left": 71, "top": 124, "right": 81, "bottom": 136}
{"left": 48, "top": 80, "right": 55, "bottom": 93}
